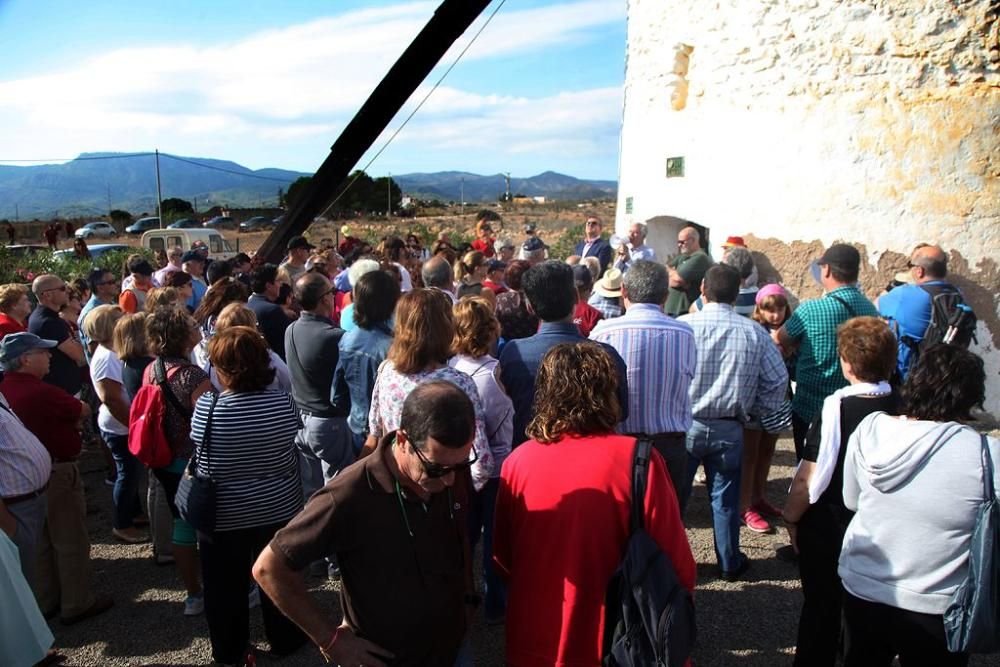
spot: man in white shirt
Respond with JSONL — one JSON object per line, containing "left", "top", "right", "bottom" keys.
{"left": 614, "top": 222, "right": 656, "bottom": 273}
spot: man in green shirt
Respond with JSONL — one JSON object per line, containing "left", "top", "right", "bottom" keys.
{"left": 775, "top": 244, "right": 878, "bottom": 459}
{"left": 665, "top": 226, "right": 711, "bottom": 316}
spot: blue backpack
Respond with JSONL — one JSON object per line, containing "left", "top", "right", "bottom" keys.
{"left": 602, "top": 439, "right": 696, "bottom": 667}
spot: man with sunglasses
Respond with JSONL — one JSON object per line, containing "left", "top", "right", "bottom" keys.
{"left": 28, "top": 274, "right": 84, "bottom": 397}
{"left": 254, "top": 381, "right": 477, "bottom": 667}
{"left": 665, "top": 226, "right": 711, "bottom": 316}
{"left": 78, "top": 268, "right": 120, "bottom": 359}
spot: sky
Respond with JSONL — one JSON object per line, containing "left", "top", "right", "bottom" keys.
{"left": 0, "top": 0, "right": 627, "bottom": 180}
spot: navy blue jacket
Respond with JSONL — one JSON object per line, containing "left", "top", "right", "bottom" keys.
{"left": 573, "top": 238, "right": 613, "bottom": 276}
{"left": 248, "top": 293, "right": 292, "bottom": 362}
{"left": 498, "top": 321, "right": 630, "bottom": 447}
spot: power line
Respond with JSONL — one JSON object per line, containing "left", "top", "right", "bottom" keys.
{"left": 0, "top": 152, "right": 154, "bottom": 163}
{"left": 318, "top": 0, "right": 508, "bottom": 218}
{"left": 159, "top": 153, "right": 301, "bottom": 183}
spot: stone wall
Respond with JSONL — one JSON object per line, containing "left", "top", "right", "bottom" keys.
{"left": 617, "top": 0, "right": 1000, "bottom": 414}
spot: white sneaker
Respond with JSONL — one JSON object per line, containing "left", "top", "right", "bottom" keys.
{"left": 184, "top": 594, "right": 204, "bottom": 616}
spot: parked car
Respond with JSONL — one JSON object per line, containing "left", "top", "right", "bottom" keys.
{"left": 239, "top": 216, "right": 274, "bottom": 232}
{"left": 75, "top": 222, "right": 119, "bottom": 240}
{"left": 168, "top": 218, "right": 202, "bottom": 229}
{"left": 141, "top": 229, "right": 235, "bottom": 260}
{"left": 203, "top": 216, "right": 237, "bottom": 230}
{"left": 126, "top": 217, "right": 161, "bottom": 235}
{"left": 3, "top": 244, "right": 49, "bottom": 255}
{"left": 54, "top": 243, "right": 131, "bottom": 263}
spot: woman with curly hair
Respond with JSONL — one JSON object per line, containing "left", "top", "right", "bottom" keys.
{"left": 192, "top": 277, "right": 250, "bottom": 337}
{"left": 448, "top": 296, "right": 512, "bottom": 622}
{"left": 835, "top": 345, "right": 999, "bottom": 666}
{"left": 143, "top": 306, "right": 212, "bottom": 617}
{"left": 493, "top": 342, "right": 695, "bottom": 666}
{"left": 365, "top": 288, "right": 491, "bottom": 489}
{"left": 192, "top": 326, "right": 306, "bottom": 667}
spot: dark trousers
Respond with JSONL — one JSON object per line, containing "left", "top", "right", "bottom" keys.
{"left": 794, "top": 507, "right": 847, "bottom": 667}
{"left": 630, "top": 432, "right": 687, "bottom": 505}
{"left": 199, "top": 523, "right": 307, "bottom": 664}
{"left": 469, "top": 477, "right": 505, "bottom": 619}
{"left": 842, "top": 591, "right": 969, "bottom": 667}
{"left": 792, "top": 412, "right": 810, "bottom": 461}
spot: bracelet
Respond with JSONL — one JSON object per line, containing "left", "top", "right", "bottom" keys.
{"left": 318, "top": 627, "right": 342, "bottom": 664}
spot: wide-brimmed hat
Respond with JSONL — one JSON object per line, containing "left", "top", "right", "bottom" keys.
{"left": 595, "top": 268, "right": 623, "bottom": 298}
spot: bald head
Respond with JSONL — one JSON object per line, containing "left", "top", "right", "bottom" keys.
{"left": 911, "top": 244, "right": 947, "bottom": 281}
{"left": 677, "top": 226, "right": 701, "bottom": 255}
{"left": 31, "top": 273, "right": 63, "bottom": 296}
{"left": 421, "top": 255, "right": 454, "bottom": 290}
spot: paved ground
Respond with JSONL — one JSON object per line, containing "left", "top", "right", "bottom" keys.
{"left": 43, "top": 435, "right": 1000, "bottom": 666}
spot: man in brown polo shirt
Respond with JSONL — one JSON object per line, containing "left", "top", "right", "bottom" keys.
{"left": 0, "top": 332, "right": 112, "bottom": 625}
{"left": 254, "top": 381, "right": 478, "bottom": 666}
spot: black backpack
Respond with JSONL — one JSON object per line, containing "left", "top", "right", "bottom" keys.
{"left": 602, "top": 439, "right": 696, "bottom": 667}
{"left": 901, "top": 284, "right": 977, "bottom": 365}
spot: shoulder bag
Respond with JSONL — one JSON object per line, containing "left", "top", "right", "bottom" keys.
{"left": 175, "top": 393, "right": 219, "bottom": 535}
{"left": 943, "top": 434, "right": 999, "bottom": 653}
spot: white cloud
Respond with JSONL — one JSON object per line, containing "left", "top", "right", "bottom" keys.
{"left": 0, "top": 0, "right": 623, "bottom": 174}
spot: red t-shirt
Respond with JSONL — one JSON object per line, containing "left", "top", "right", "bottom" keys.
{"left": 573, "top": 300, "right": 603, "bottom": 338}
{"left": 0, "top": 313, "right": 27, "bottom": 339}
{"left": 471, "top": 238, "right": 495, "bottom": 258}
{"left": 483, "top": 279, "right": 508, "bottom": 295}
{"left": 0, "top": 371, "right": 83, "bottom": 460}
{"left": 494, "top": 434, "right": 696, "bottom": 667}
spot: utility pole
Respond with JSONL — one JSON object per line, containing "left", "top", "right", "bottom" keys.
{"left": 387, "top": 172, "right": 392, "bottom": 219}
{"left": 154, "top": 149, "right": 164, "bottom": 228}
{"left": 504, "top": 172, "right": 511, "bottom": 202}
{"left": 460, "top": 176, "right": 465, "bottom": 216}
{"left": 106, "top": 183, "right": 112, "bottom": 215}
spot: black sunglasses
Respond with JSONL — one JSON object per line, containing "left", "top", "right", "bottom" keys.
{"left": 408, "top": 437, "right": 478, "bottom": 478}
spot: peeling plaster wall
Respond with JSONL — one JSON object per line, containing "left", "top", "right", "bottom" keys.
{"left": 618, "top": 0, "right": 1000, "bottom": 414}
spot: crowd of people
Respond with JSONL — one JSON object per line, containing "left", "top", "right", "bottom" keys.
{"left": 0, "top": 211, "right": 997, "bottom": 667}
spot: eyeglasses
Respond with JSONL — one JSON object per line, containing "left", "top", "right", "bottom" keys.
{"left": 408, "top": 437, "right": 478, "bottom": 478}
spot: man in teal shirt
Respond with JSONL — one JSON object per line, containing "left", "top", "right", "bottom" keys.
{"left": 775, "top": 244, "right": 878, "bottom": 459}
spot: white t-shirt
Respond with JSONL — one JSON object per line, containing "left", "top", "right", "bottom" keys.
{"left": 90, "top": 344, "right": 130, "bottom": 435}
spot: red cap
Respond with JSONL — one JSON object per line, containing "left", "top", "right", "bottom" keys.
{"left": 721, "top": 236, "right": 746, "bottom": 248}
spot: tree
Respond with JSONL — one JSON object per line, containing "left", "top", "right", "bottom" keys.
{"left": 161, "top": 198, "right": 194, "bottom": 216}
{"left": 109, "top": 209, "right": 132, "bottom": 225}
{"left": 285, "top": 176, "right": 312, "bottom": 209}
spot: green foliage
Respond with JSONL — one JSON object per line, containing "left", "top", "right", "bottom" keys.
{"left": 285, "top": 176, "right": 312, "bottom": 209}
{"left": 109, "top": 209, "right": 132, "bottom": 225}
{"left": 0, "top": 246, "right": 155, "bottom": 285}
{"left": 546, "top": 226, "right": 579, "bottom": 262}
{"left": 161, "top": 198, "right": 194, "bottom": 216}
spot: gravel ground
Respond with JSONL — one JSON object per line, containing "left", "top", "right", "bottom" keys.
{"left": 45, "top": 435, "right": 1000, "bottom": 666}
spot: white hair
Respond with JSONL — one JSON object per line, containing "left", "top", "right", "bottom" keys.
{"left": 348, "top": 259, "right": 380, "bottom": 288}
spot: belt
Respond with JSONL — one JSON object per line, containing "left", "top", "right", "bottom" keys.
{"left": 2, "top": 482, "right": 49, "bottom": 505}
{"left": 52, "top": 457, "right": 79, "bottom": 464}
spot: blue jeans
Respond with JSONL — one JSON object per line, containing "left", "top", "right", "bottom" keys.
{"left": 103, "top": 431, "right": 143, "bottom": 530}
{"left": 680, "top": 418, "right": 744, "bottom": 573}
{"left": 295, "top": 415, "right": 354, "bottom": 501}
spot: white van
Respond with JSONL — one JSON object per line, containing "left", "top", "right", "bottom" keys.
{"left": 141, "top": 229, "right": 236, "bottom": 260}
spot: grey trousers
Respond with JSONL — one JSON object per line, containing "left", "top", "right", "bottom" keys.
{"left": 295, "top": 414, "right": 355, "bottom": 501}
{"left": 6, "top": 492, "right": 47, "bottom": 587}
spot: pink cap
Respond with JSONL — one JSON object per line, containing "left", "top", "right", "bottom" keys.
{"left": 755, "top": 283, "right": 787, "bottom": 305}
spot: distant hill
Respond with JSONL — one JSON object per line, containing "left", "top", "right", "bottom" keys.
{"left": 0, "top": 153, "right": 616, "bottom": 219}
{"left": 393, "top": 170, "right": 617, "bottom": 203}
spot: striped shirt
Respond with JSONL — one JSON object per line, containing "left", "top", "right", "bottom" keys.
{"left": 0, "top": 393, "right": 51, "bottom": 496}
{"left": 590, "top": 303, "right": 696, "bottom": 434}
{"left": 783, "top": 286, "right": 879, "bottom": 422}
{"left": 678, "top": 303, "right": 788, "bottom": 421}
{"left": 191, "top": 390, "right": 303, "bottom": 532}
{"left": 587, "top": 293, "right": 623, "bottom": 319}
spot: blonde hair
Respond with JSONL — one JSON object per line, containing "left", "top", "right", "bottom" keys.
{"left": 214, "top": 302, "right": 258, "bottom": 331}
{"left": 0, "top": 284, "right": 28, "bottom": 312}
{"left": 114, "top": 312, "right": 150, "bottom": 362}
{"left": 83, "top": 304, "right": 124, "bottom": 347}
{"left": 144, "top": 287, "right": 181, "bottom": 312}
{"left": 452, "top": 297, "right": 500, "bottom": 359}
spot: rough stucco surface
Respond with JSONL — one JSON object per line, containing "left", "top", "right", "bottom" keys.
{"left": 617, "top": 0, "right": 1000, "bottom": 414}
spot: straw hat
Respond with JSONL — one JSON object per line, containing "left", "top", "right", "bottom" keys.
{"left": 595, "top": 268, "right": 623, "bottom": 298}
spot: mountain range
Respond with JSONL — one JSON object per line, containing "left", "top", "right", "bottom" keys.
{"left": 0, "top": 153, "right": 617, "bottom": 220}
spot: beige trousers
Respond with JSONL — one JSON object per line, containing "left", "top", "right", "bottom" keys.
{"left": 33, "top": 461, "right": 94, "bottom": 617}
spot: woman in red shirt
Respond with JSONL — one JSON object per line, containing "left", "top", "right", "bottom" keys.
{"left": 494, "top": 342, "right": 696, "bottom": 666}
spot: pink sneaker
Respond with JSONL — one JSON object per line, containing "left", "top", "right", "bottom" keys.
{"left": 741, "top": 508, "right": 772, "bottom": 533}
{"left": 753, "top": 499, "right": 783, "bottom": 518}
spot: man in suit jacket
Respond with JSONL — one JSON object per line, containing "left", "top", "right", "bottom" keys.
{"left": 572, "top": 216, "right": 612, "bottom": 276}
